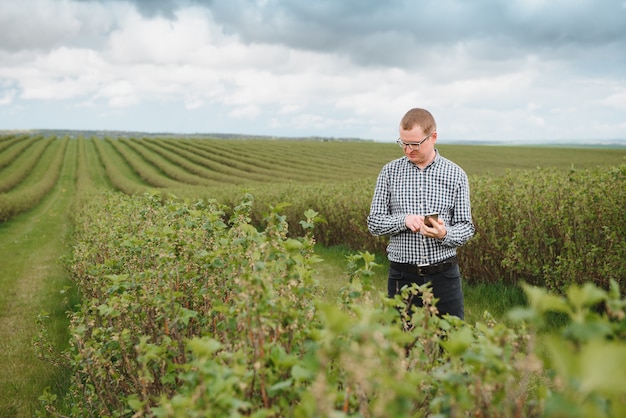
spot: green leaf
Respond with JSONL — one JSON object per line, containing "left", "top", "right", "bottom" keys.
{"left": 187, "top": 337, "right": 223, "bottom": 358}
{"left": 441, "top": 326, "right": 474, "bottom": 356}
{"left": 283, "top": 238, "right": 303, "bottom": 251}
{"left": 579, "top": 341, "right": 626, "bottom": 395}
{"left": 268, "top": 379, "right": 293, "bottom": 395}
{"left": 523, "top": 284, "right": 571, "bottom": 315}
{"left": 291, "top": 364, "right": 314, "bottom": 382}
{"left": 506, "top": 306, "right": 539, "bottom": 324}
{"left": 319, "top": 304, "right": 352, "bottom": 334}
{"left": 178, "top": 307, "right": 198, "bottom": 326}
{"left": 303, "top": 209, "right": 319, "bottom": 219}
{"left": 127, "top": 394, "right": 144, "bottom": 412}
{"left": 567, "top": 283, "right": 606, "bottom": 311}
{"left": 562, "top": 321, "right": 612, "bottom": 342}
{"left": 543, "top": 335, "right": 578, "bottom": 382}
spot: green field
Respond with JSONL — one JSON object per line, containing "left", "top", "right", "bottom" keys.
{"left": 1, "top": 133, "right": 625, "bottom": 416}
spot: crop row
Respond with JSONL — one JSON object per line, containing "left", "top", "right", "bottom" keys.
{"left": 0, "top": 136, "right": 54, "bottom": 193}
{"left": 0, "top": 134, "right": 399, "bottom": 223}
{"left": 3, "top": 134, "right": 626, "bottom": 201}
{"left": 0, "top": 136, "right": 68, "bottom": 222}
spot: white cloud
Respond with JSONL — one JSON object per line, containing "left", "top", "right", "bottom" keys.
{"left": 14, "top": 47, "right": 105, "bottom": 100}
{"left": 105, "top": 7, "right": 216, "bottom": 65}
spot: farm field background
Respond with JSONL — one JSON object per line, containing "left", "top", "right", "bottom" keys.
{"left": 1, "top": 132, "right": 625, "bottom": 416}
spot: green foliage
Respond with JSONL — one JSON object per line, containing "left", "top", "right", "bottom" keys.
{"left": 508, "top": 280, "right": 626, "bottom": 417}
{"left": 230, "top": 179, "right": 382, "bottom": 250}
{"left": 47, "top": 192, "right": 626, "bottom": 417}
{"left": 57, "top": 192, "right": 322, "bottom": 416}
{"left": 464, "top": 165, "right": 626, "bottom": 293}
{"left": 220, "top": 164, "right": 626, "bottom": 295}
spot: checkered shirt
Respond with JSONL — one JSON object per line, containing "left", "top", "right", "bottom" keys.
{"left": 367, "top": 151, "right": 475, "bottom": 265}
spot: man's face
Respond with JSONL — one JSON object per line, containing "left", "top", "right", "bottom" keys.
{"left": 398, "top": 125, "right": 437, "bottom": 164}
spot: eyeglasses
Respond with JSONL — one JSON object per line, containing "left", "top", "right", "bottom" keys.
{"left": 397, "top": 131, "right": 435, "bottom": 151}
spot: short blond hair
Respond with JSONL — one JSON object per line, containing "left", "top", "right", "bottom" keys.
{"left": 400, "top": 108, "right": 436, "bottom": 133}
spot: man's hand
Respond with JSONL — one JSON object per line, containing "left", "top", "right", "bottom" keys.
{"left": 404, "top": 214, "right": 423, "bottom": 233}
{"left": 420, "top": 217, "right": 447, "bottom": 239}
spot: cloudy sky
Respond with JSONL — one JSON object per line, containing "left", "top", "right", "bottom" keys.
{"left": 1, "top": 0, "right": 625, "bottom": 143}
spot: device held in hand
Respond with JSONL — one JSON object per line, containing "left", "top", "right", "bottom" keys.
{"left": 424, "top": 213, "right": 438, "bottom": 227}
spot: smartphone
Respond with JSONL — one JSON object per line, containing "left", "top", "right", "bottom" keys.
{"left": 424, "top": 213, "right": 438, "bottom": 227}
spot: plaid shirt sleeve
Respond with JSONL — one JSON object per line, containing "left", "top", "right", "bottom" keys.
{"left": 367, "top": 153, "right": 475, "bottom": 264}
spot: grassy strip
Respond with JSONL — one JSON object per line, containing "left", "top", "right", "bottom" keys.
{"left": 439, "top": 144, "right": 626, "bottom": 176}
{"left": 76, "top": 136, "right": 111, "bottom": 191}
{"left": 0, "top": 139, "right": 77, "bottom": 417}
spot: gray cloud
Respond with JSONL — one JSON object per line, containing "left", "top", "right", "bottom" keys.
{"left": 72, "top": 0, "right": 626, "bottom": 73}
{"left": 105, "top": 0, "right": 186, "bottom": 17}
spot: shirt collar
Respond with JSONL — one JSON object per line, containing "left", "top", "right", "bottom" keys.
{"left": 404, "top": 148, "right": 439, "bottom": 170}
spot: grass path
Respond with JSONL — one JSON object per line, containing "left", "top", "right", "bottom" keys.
{"left": 0, "top": 141, "right": 77, "bottom": 417}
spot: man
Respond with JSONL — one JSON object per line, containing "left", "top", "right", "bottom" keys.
{"left": 367, "top": 108, "right": 474, "bottom": 320}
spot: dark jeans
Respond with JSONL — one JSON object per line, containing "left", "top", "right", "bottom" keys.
{"left": 387, "top": 263, "right": 464, "bottom": 320}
